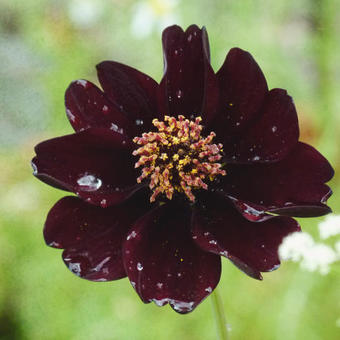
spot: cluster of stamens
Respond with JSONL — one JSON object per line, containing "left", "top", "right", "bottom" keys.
{"left": 132, "top": 115, "right": 226, "bottom": 202}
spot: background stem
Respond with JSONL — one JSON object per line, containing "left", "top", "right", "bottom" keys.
{"left": 211, "top": 288, "right": 229, "bottom": 340}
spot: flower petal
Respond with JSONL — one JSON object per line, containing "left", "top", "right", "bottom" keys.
{"left": 221, "top": 142, "right": 334, "bottom": 217}
{"left": 213, "top": 48, "right": 268, "bottom": 134}
{"left": 65, "top": 79, "right": 134, "bottom": 136}
{"left": 123, "top": 203, "right": 221, "bottom": 314}
{"left": 96, "top": 61, "right": 159, "bottom": 133}
{"left": 222, "top": 88, "right": 299, "bottom": 163}
{"left": 44, "top": 194, "right": 149, "bottom": 281}
{"left": 192, "top": 194, "right": 301, "bottom": 279}
{"left": 32, "top": 128, "right": 140, "bottom": 207}
{"left": 159, "top": 25, "right": 219, "bottom": 125}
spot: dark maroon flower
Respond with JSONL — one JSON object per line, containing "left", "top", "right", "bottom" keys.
{"left": 32, "top": 25, "right": 334, "bottom": 314}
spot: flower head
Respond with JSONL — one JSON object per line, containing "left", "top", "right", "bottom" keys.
{"left": 32, "top": 25, "right": 334, "bottom": 313}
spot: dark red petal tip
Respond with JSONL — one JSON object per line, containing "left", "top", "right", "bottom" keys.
{"left": 32, "top": 128, "right": 139, "bottom": 207}
{"left": 123, "top": 203, "right": 221, "bottom": 313}
{"left": 159, "top": 25, "right": 219, "bottom": 125}
{"left": 221, "top": 142, "right": 334, "bottom": 217}
{"left": 44, "top": 194, "right": 150, "bottom": 281}
{"left": 192, "top": 194, "right": 301, "bottom": 279}
{"left": 222, "top": 88, "right": 299, "bottom": 163}
{"left": 96, "top": 61, "right": 159, "bottom": 133}
{"left": 214, "top": 47, "right": 268, "bottom": 135}
{"left": 65, "top": 79, "right": 134, "bottom": 135}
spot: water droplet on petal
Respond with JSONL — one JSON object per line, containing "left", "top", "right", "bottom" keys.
{"left": 77, "top": 174, "right": 102, "bottom": 191}
{"left": 137, "top": 262, "right": 143, "bottom": 271}
{"left": 176, "top": 89, "right": 183, "bottom": 99}
{"left": 127, "top": 230, "right": 137, "bottom": 240}
{"left": 272, "top": 126, "right": 277, "bottom": 133}
{"left": 66, "top": 109, "right": 76, "bottom": 122}
{"left": 68, "top": 262, "right": 81, "bottom": 276}
{"left": 171, "top": 300, "right": 194, "bottom": 313}
{"left": 76, "top": 79, "right": 87, "bottom": 87}
{"left": 31, "top": 162, "right": 38, "bottom": 175}
{"left": 135, "top": 119, "right": 144, "bottom": 126}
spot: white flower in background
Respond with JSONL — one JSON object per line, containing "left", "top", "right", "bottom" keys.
{"left": 67, "top": 0, "right": 104, "bottom": 28}
{"left": 318, "top": 215, "right": 340, "bottom": 239}
{"left": 131, "top": 0, "right": 180, "bottom": 38}
{"left": 279, "top": 231, "right": 339, "bottom": 275}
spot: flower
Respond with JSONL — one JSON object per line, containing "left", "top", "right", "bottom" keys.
{"left": 318, "top": 215, "right": 340, "bottom": 239}
{"left": 279, "top": 231, "right": 339, "bottom": 275}
{"left": 32, "top": 25, "right": 334, "bottom": 313}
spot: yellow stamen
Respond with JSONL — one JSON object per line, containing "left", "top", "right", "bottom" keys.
{"left": 132, "top": 115, "right": 226, "bottom": 202}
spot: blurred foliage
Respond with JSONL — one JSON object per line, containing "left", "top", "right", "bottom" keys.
{"left": 0, "top": 0, "right": 339, "bottom": 339}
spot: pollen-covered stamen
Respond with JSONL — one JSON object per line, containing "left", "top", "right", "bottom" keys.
{"left": 132, "top": 115, "right": 226, "bottom": 202}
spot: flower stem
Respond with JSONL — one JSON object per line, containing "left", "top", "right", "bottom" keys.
{"left": 211, "top": 287, "right": 229, "bottom": 340}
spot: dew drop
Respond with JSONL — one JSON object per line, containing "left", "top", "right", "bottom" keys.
{"left": 66, "top": 109, "right": 76, "bottom": 122}
{"left": 252, "top": 156, "right": 260, "bottom": 161}
{"left": 102, "top": 105, "right": 109, "bottom": 113}
{"left": 176, "top": 89, "right": 183, "bottom": 99}
{"left": 127, "top": 230, "right": 137, "bottom": 240}
{"left": 31, "top": 162, "right": 38, "bottom": 175}
{"left": 153, "top": 298, "right": 168, "bottom": 307}
{"left": 135, "top": 119, "right": 144, "bottom": 126}
{"left": 76, "top": 79, "right": 87, "bottom": 87}
{"left": 272, "top": 126, "right": 277, "bottom": 133}
{"left": 171, "top": 300, "right": 194, "bottom": 313}
{"left": 187, "top": 34, "right": 193, "bottom": 42}
{"left": 77, "top": 174, "right": 102, "bottom": 191}
{"left": 68, "top": 262, "right": 81, "bottom": 276}
{"left": 110, "top": 123, "right": 123, "bottom": 134}
{"left": 205, "top": 286, "right": 212, "bottom": 293}
{"left": 137, "top": 262, "right": 143, "bottom": 271}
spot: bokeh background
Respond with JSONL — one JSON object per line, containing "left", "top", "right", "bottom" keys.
{"left": 0, "top": 0, "right": 339, "bottom": 339}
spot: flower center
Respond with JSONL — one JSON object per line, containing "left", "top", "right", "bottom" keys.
{"left": 132, "top": 115, "right": 226, "bottom": 202}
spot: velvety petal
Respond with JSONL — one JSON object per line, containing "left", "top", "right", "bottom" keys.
{"left": 96, "top": 61, "right": 159, "bottom": 134}
{"left": 123, "top": 202, "right": 221, "bottom": 314}
{"left": 220, "top": 142, "right": 334, "bottom": 217}
{"left": 159, "top": 25, "right": 219, "bottom": 125}
{"left": 192, "top": 194, "right": 301, "bottom": 279}
{"left": 213, "top": 48, "right": 268, "bottom": 134}
{"left": 65, "top": 79, "right": 135, "bottom": 136}
{"left": 44, "top": 193, "right": 150, "bottom": 281}
{"left": 32, "top": 128, "right": 140, "bottom": 207}
{"left": 222, "top": 88, "right": 299, "bottom": 163}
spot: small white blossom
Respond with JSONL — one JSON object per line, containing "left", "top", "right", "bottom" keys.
{"left": 131, "top": 0, "right": 180, "bottom": 38}
{"left": 67, "top": 0, "right": 104, "bottom": 28}
{"left": 279, "top": 231, "right": 339, "bottom": 275}
{"left": 318, "top": 215, "right": 340, "bottom": 239}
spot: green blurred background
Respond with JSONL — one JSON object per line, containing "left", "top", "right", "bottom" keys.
{"left": 0, "top": 0, "right": 339, "bottom": 339}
